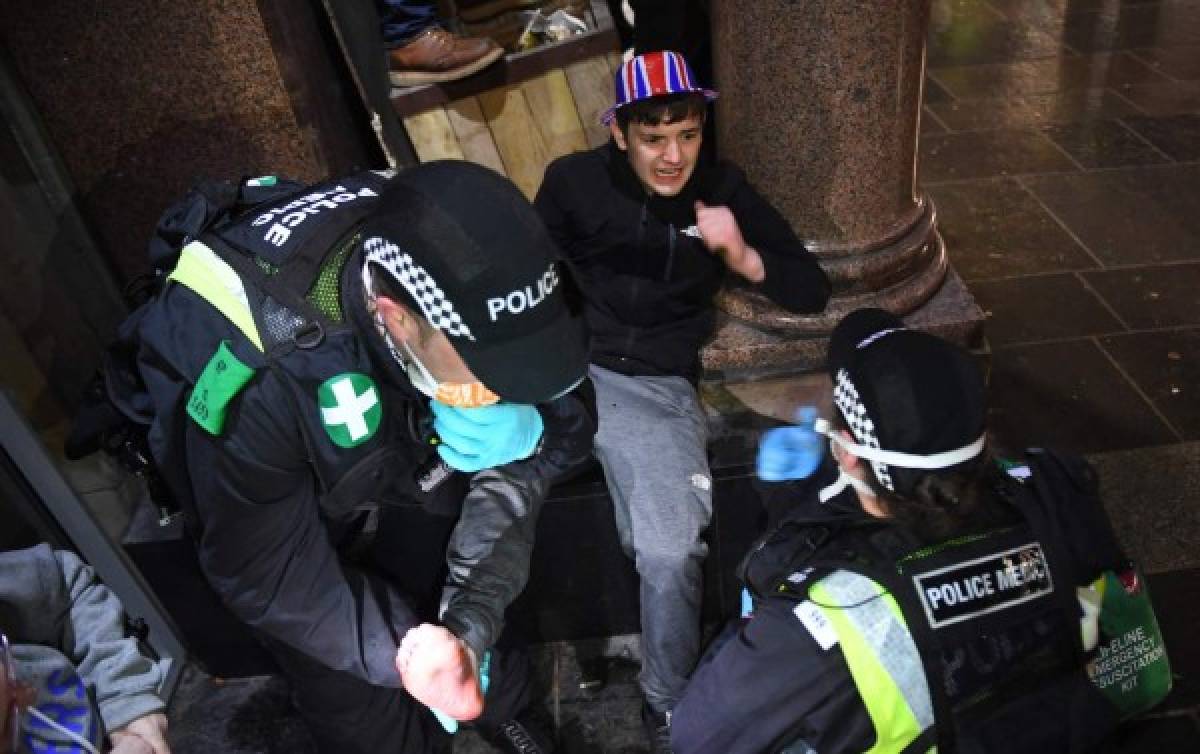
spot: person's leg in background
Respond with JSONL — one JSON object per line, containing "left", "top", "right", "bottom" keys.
{"left": 377, "top": 0, "right": 504, "bottom": 86}
{"left": 624, "top": 0, "right": 715, "bottom": 160}
{"left": 590, "top": 365, "right": 712, "bottom": 753}
{"left": 628, "top": 0, "right": 688, "bottom": 55}
{"left": 379, "top": 0, "right": 439, "bottom": 44}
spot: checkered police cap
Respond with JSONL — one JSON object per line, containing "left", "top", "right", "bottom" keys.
{"left": 827, "top": 308, "right": 988, "bottom": 496}
{"left": 832, "top": 367, "right": 894, "bottom": 491}
{"left": 364, "top": 236, "right": 474, "bottom": 341}
{"left": 359, "top": 161, "right": 588, "bottom": 404}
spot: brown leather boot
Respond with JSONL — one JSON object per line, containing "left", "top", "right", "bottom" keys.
{"left": 388, "top": 28, "right": 503, "bottom": 86}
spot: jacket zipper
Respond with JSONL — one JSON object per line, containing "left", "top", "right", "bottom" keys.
{"left": 635, "top": 198, "right": 649, "bottom": 247}
{"left": 622, "top": 198, "right": 652, "bottom": 357}
{"left": 623, "top": 277, "right": 641, "bottom": 357}
{"left": 663, "top": 224, "right": 677, "bottom": 282}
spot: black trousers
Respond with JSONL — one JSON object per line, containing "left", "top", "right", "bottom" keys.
{"left": 260, "top": 629, "right": 532, "bottom": 754}
{"left": 260, "top": 507, "right": 534, "bottom": 753}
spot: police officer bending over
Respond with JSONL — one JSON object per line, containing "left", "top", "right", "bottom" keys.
{"left": 671, "top": 308, "right": 1168, "bottom": 754}
{"left": 118, "top": 162, "right": 595, "bottom": 753}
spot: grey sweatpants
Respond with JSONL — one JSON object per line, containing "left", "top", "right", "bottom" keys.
{"left": 590, "top": 364, "right": 713, "bottom": 713}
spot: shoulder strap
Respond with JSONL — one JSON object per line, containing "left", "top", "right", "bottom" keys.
{"left": 189, "top": 171, "right": 391, "bottom": 356}
{"left": 999, "top": 451, "right": 1107, "bottom": 668}
{"left": 737, "top": 517, "right": 848, "bottom": 600}
{"left": 195, "top": 228, "right": 354, "bottom": 360}
{"left": 147, "top": 176, "right": 307, "bottom": 276}
{"left": 216, "top": 172, "right": 388, "bottom": 295}
{"left": 167, "top": 241, "right": 265, "bottom": 352}
{"left": 1023, "top": 448, "right": 1126, "bottom": 576}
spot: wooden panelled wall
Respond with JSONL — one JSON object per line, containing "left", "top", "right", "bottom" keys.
{"left": 402, "top": 51, "right": 622, "bottom": 198}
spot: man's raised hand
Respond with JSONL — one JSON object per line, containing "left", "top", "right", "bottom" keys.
{"left": 694, "top": 201, "right": 764, "bottom": 282}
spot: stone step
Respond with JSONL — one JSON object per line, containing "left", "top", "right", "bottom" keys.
{"left": 701, "top": 268, "right": 985, "bottom": 379}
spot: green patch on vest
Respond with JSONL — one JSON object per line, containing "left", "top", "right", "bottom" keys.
{"left": 318, "top": 373, "right": 382, "bottom": 448}
{"left": 187, "top": 341, "right": 257, "bottom": 435}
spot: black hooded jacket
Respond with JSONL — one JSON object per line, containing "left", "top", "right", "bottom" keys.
{"left": 535, "top": 142, "right": 830, "bottom": 379}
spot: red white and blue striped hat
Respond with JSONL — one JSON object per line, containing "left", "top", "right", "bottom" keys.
{"left": 600, "top": 50, "right": 718, "bottom": 125}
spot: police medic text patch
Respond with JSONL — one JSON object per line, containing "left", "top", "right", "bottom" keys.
{"left": 913, "top": 543, "right": 1053, "bottom": 628}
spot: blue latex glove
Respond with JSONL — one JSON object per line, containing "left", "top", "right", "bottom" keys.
{"left": 431, "top": 650, "right": 492, "bottom": 733}
{"left": 756, "top": 406, "right": 824, "bottom": 481}
{"left": 430, "top": 402, "right": 544, "bottom": 473}
{"left": 432, "top": 707, "right": 458, "bottom": 733}
{"left": 740, "top": 587, "right": 755, "bottom": 618}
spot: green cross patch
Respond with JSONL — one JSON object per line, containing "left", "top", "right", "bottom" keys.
{"left": 318, "top": 373, "right": 382, "bottom": 448}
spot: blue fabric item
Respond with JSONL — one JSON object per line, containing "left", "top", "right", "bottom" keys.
{"left": 757, "top": 406, "right": 824, "bottom": 481}
{"left": 378, "top": 0, "right": 438, "bottom": 47}
{"left": 431, "top": 402, "right": 544, "bottom": 473}
{"left": 2, "top": 546, "right": 167, "bottom": 753}
{"left": 480, "top": 650, "right": 492, "bottom": 694}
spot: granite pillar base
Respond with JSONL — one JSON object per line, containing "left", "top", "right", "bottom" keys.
{"left": 721, "top": 228, "right": 951, "bottom": 340}
{"left": 706, "top": 0, "right": 984, "bottom": 380}
{"left": 701, "top": 267, "right": 985, "bottom": 380}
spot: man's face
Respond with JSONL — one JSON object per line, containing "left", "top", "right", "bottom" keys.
{"left": 611, "top": 113, "right": 704, "bottom": 197}
{"left": 375, "top": 296, "right": 480, "bottom": 385}
{"left": 397, "top": 321, "right": 479, "bottom": 386}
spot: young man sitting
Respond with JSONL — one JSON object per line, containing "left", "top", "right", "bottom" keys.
{"left": 534, "top": 50, "right": 831, "bottom": 752}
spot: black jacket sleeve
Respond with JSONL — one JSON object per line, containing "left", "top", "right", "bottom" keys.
{"left": 185, "top": 371, "right": 418, "bottom": 688}
{"left": 671, "top": 598, "right": 873, "bottom": 754}
{"left": 1026, "top": 449, "right": 1126, "bottom": 585}
{"left": 440, "top": 380, "right": 598, "bottom": 655}
{"left": 534, "top": 158, "right": 575, "bottom": 262}
{"left": 726, "top": 175, "right": 831, "bottom": 314}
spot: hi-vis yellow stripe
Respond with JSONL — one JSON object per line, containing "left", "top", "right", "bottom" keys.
{"left": 168, "top": 241, "right": 264, "bottom": 352}
{"left": 810, "top": 575, "right": 934, "bottom": 754}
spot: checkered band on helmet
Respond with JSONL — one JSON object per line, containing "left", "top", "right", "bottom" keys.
{"left": 833, "top": 368, "right": 895, "bottom": 491}
{"left": 363, "top": 236, "right": 475, "bottom": 341}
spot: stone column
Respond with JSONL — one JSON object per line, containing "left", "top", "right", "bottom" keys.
{"left": 702, "top": 0, "right": 983, "bottom": 376}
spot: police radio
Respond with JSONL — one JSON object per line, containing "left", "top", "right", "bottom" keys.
{"left": 413, "top": 420, "right": 454, "bottom": 493}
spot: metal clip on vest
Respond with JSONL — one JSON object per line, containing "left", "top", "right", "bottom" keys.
{"left": 413, "top": 414, "right": 454, "bottom": 493}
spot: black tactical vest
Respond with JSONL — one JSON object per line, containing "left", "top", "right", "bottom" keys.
{"left": 741, "top": 452, "right": 1124, "bottom": 753}
{"left": 147, "top": 173, "right": 468, "bottom": 531}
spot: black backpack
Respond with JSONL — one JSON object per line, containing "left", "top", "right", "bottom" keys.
{"left": 65, "top": 176, "right": 307, "bottom": 521}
